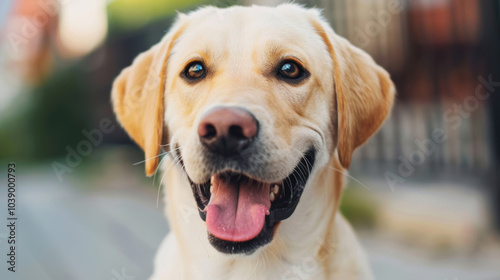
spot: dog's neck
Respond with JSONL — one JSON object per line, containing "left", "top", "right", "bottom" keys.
{"left": 160, "top": 157, "right": 344, "bottom": 277}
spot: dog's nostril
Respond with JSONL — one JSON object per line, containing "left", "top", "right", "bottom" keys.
{"left": 228, "top": 125, "right": 245, "bottom": 140}
{"left": 203, "top": 124, "right": 217, "bottom": 139}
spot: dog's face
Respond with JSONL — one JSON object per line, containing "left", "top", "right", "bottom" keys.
{"left": 112, "top": 5, "right": 394, "bottom": 254}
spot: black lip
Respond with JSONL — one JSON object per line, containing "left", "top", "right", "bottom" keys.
{"left": 184, "top": 148, "right": 316, "bottom": 254}
{"left": 266, "top": 148, "right": 316, "bottom": 224}
{"left": 207, "top": 226, "right": 274, "bottom": 255}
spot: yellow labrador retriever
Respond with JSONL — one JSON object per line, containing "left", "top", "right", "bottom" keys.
{"left": 112, "top": 4, "right": 394, "bottom": 280}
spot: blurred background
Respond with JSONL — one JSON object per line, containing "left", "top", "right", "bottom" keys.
{"left": 1, "top": 0, "right": 500, "bottom": 279}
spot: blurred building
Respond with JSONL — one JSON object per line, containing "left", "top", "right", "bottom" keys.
{"left": 301, "top": 0, "right": 500, "bottom": 229}
{"left": 1, "top": 0, "right": 499, "bottom": 227}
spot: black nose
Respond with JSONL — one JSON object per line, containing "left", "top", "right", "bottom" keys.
{"left": 197, "top": 107, "right": 258, "bottom": 156}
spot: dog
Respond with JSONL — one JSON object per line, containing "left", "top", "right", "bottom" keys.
{"left": 112, "top": 4, "right": 394, "bottom": 280}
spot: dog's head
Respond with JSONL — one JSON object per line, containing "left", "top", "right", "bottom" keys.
{"left": 112, "top": 5, "right": 394, "bottom": 254}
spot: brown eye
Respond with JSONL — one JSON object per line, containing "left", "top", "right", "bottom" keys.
{"left": 184, "top": 62, "right": 206, "bottom": 80}
{"left": 277, "top": 60, "right": 307, "bottom": 82}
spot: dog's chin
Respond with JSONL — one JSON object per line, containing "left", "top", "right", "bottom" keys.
{"left": 183, "top": 148, "right": 316, "bottom": 255}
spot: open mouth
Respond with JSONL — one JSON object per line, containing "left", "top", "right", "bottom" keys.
{"left": 186, "top": 148, "right": 316, "bottom": 254}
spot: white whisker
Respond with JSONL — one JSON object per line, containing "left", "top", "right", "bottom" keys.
{"left": 153, "top": 144, "right": 182, "bottom": 186}
{"left": 153, "top": 152, "right": 170, "bottom": 186}
{"left": 156, "top": 155, "right": 182, "bottom": 208}
{"left": 326, "top": 165, "right": 371, "bottom": 191}
{"left": 132, "top": 147, "right": 181, "bottom": 166}
{"left": 132, "top": 152, "right": 168, "bottom": 165}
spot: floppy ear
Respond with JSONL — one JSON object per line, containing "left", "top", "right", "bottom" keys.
{"left": 111, "top": 23, "right": 185, "bottom": 176}
{"left": 310, "top": 17, "right": 396, "bottom": 169}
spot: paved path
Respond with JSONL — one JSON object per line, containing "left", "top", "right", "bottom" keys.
{"left": 1, "top": 168, "right": 500, "bottom": 280}
{"left": 1, "top": 169, "right": 168, "bottom": 280}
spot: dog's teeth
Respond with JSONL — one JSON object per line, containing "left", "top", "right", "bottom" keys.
{"left": 270, "top": 192, "right": 275, "bottom": 202}
{"left": 210, "top": 184, "right": 213, "bottom": 193}
{"left": 272, "top": 184, "right": 279, "bottom": 194}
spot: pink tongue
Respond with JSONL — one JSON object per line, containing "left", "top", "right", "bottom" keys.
{"left": 205, "top": 177, "right": 271, "bottom": 242}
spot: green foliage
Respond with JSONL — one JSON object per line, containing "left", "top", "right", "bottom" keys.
{"left": 0, "top": 65, "right": 90, "bottom": 160}
{"left": 107, "top": 0, "right": 206, "bottom": 32}
{"left": 107, "top": 0, "right": 244, "bottom": 33}
{"left": 340, "top": 186, "right": 377, "bottom": 228}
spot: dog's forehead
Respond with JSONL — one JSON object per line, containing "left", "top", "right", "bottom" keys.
{"left": 170, "top": 5, "right": 327, "bottom": 64}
